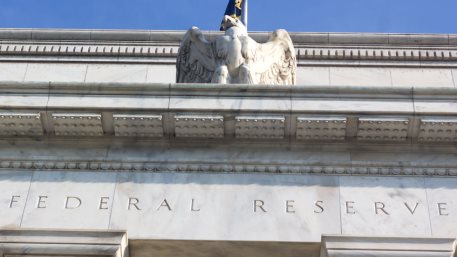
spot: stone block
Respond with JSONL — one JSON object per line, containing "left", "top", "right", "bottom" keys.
{"left": 110, "top": 172, "right": 341, "bottom": 242}
{"left": 174, "top": 114, "right": 224, "bottom": 138}
{"left": 357, "top": 117, "right": 409, "bottom": 142}
{"left": 329, "top": 33, "right": 389, "bottom": 45}
{"left": 426, "top": 178, "right": 457, "bottom": 237}
{"left": 85, "top": 64, "right": 148, "bottom": 83}
{"left": 330, "top": 67, "right": 392, "bottom": 87}
{"left": 169, "top": 85, "right": 291, "bottom": 112}
{"left": 289, "top": 33, "right": 329, "bottom": 44}
{"left": 0, "top": 171, "right": 32, "bottom": 228}
{"left": 0, "top": 112, "right": 43, "bottom": 136}
{"left": 296, "top": 67, "right": 330, "bottom": 86}
{"left": 450, "top": 35, "right": 457, "bottom": 45}
{"left": 418, "top": 118, "right": 457, "bottom": 143}
{"left": 413, "top": 101, "right": 457, "bottom": 115}
{"left": 150, "top": 31, "right": 187, "bottom": 42}
{"left": 24, "top": 63, "right": 88, "bottom": 82}
{"left": 0, "top": 63, "right": 27, "bottom": 82}
{"left": 113, "top": 114, "right": 163, "bottom": 137}
{"left": 0, "top": 230, "right": 128, "bottom": 257}
{"left": 146, "top": 65, "right": 175, "bottom": 83}
{"left": 21, "top": 171, "right": 117, "bottom": 230}
{"left": 235, "top": 115, "right": 285, "bottom": 139}
{"left": 453, "top": 69, "right": 457, "bottom": 86}
{"left": 296, "top": 117, "right": 346, "bottom": 141}
{"left": 388, "top": 34, "right": 449, "bottom": 45}
{"left": 47, "top": 85, "right": 170, "bottom": 110}
{"left": 391, "top": 68, "right": 454, "bottom": 88}
{"left": 292, "top": 99, "right": 414, "bottom": 114}
{"left": 340, "top": 176, "right": 431, "bottom": 237}
{"left": 31, "top": 30, "right": 91, "bottom": 41}
{"left": 89, "top": 30, "right": 151, "bottom": 41}
{"left": 52, "top": 113, "right": 103, "bottom": 136}
{"left": 0, "top": 29, "right": 31, "bottom": 40}
{"left": 322, "top": 236, "right": 456, "bottom": 257}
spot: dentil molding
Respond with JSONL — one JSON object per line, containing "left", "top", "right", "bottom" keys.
{"left": 1, "top": 29, "right": 457, "bottom": 66}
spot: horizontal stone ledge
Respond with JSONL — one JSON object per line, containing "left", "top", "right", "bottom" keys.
{"left": 1, "top": 29, "right": 456, "bottom": 46}
{"left": 0, "top": 81, "right": 456, "bottom": 99}
{"left": 321, "top": 236, "right": 457, "bottom": 257}
{"left": 0, "top": 229, "right": 128, "bottom": 257}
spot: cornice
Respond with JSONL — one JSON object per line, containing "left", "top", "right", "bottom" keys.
{"left": 1, "top": 29, "right": 457, "bottom": 66}
{"left": 1, "top": 29, "right": 456, "bottom": 46}
{"left": 0, "top": 82, "right": 456, "bottom": 146}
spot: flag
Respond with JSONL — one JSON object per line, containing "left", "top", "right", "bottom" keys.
{"left": 220, "top": 0, "right": 245, "bottom": 31}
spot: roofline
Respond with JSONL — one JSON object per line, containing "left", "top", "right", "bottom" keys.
{"left": 1, "top": 28, "right": 457, "bottom": 46}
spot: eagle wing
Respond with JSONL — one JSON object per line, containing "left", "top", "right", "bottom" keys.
{"left": 176, "top": 27, "right": 216, "bottom": 83}
{"left": 252, "top": 29, "right": 297, "bottom": 85}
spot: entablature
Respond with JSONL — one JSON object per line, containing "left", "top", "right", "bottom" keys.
{"left": 1, "top": 29, "right": 457, "bottom": 67}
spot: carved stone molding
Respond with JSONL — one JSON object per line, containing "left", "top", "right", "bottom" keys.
{"left": 113, "top": 114, "right": 163, "bottom": 137}
{"left": 2, "top": 41, "right": 457, "bottom": 66}
{"left": 419, "top": 118, "right": 457, "bottom": 143}
{"left": 174, "top": 114, "right": 224, "bottom": 138}
{"left": 235, "top": 116, "right": 285, "bottom": 139}
{"left": 297, "top": 47, "right": 457, "bottom": 62}
{"left": 0, "top": 113, "right": 43, "bottom": 136}
{"left": 52, "top": 113, "right": 103, "bottom": 136}
{"left": 357, "top": 118, "right": 409, "bottom": 142}
{"left": 321, "top": 236, "right": 456, "bottom": 257}
{"left": 296, "top": 117, "right": 347, "bottom": 141}
{"left": 0, "top": 229, "right": 128, "bottom": 257}
{"left": 0, "top": 42, "right": 178, "bottom": 58}
{"left": 1, "top": 158, "right": 457, "bottom": 177}
{"left": 0, "top": 82, "right": 455, "bottom": 145}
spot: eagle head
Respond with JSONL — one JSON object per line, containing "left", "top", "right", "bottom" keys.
{"left": 221, "top": 15, "right": 247, "bottom": 36}
{"left": 221, "top": 15, "right": 244, "bottom": 30}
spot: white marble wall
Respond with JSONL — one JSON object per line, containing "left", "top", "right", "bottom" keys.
{"left": 297, "top": 67, "right": 456, "bottom": 87}
{"left": 0, "top": 62, "right": 455, "bottom": 87}
{"left": 0, "top": 63, "right": 175, "bottom": 84}
{"left": 1, "top": 171, "right": 456, "bottom": 242}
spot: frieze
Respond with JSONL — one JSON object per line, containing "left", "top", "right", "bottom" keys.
{"left": 0, "top": 83, "right": 455, "bottom": 145}
{"left": 2, "top": 170, "right": 456, "bottom": 241}
{"left": 10, "top": 194, "right": 454, "bottom": 218}
{"left": 0, "top": 111, "right": 455, "bottom": 145}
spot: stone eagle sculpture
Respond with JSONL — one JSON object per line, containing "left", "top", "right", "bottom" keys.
{"left": 176, "top": 15, "right": 297, "bottom": 85}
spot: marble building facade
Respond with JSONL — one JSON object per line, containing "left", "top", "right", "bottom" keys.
{"left": 0, "top": 29, "right": 456, "bottom": 257}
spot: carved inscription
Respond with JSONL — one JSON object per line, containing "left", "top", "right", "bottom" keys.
{"left": 344, "top": 201, "right": 431, "bottom": 216}
{"left": 9, "top": 195, "right": 20, "bottom": 208}
{"left": 254, "top": 200, "right": 326, "bottom": 214}
{"left": 3, "top": 195, "right": 454, "bottom": 217}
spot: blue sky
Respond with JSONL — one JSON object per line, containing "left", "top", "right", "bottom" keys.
{"left": 0, "top": 0, "right": 456, "bottom": 33}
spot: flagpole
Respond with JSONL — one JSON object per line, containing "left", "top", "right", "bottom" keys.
{"left": 242, "top": 0, "right": 248, "bottom": 31}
